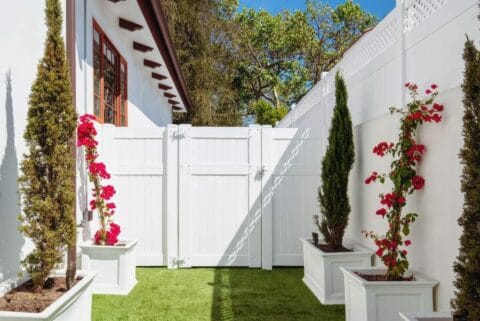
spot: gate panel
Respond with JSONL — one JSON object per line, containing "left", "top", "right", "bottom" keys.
{"left": 100, "top": 125, "right": 166, "bottom": 266}
{"left": 262, "top": 128, "right": 322, "bottom": 268}
{"left": 178, "top": 125, "right": 262, "bottom": 267}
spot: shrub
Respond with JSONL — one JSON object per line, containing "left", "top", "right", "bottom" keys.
{"left": 315, "top": 71, "right": 354, "bottom": 250}
{"left": 363, "top": 83, "right": 444, "bottom": 280}
{"left": 451, "top": 38, "right": 480, "bottom": 321}
{"left": 18, "top": 0, "right": 77, "bottom": 292}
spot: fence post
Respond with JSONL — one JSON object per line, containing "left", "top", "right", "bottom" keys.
{"left": 248, "top": 125, "right": 262, "bottom": 268}
{"left": 177, "top": 124, "right": 192, "bottom": 268}
{"left": 165, "top": 124, "right": 179, "bottom": 269}
{"left": 261, "top": 125, "right": 273, "bottom": 270}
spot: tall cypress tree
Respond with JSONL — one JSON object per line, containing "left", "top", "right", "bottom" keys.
{"left": 451, "top": 38, "right": 480, "bottom": 321}
{"left": 18, "top": 0, "right": 77, "bottom": 292}
{"left": 315, "top": 71, "right": 354, "bottom": 250}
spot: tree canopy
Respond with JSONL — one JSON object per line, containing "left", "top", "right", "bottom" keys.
{"left": 163, "top": 0, "right": 377, "bottom": 126}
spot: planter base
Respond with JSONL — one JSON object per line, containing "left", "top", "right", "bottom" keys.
{"left": 400, "top": 312, "right": 453, "bottom": 321}
{"left": 80, "top": 239, "right": 137, "bottom": 295}
{"left": 301, "top": 238, "right": 374, "bottom": 305}
{"left": 0, "top": 270, "right": 95, "bottom": 321}
{"left": 341, "top": 267, "right": 438, "bottom": 321}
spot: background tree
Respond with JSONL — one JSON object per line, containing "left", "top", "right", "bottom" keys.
{"left": 315, "top": 72, "right": 354, "bottom": 250}
{"left": 305, "top": 0, "right": 376, "bottom": 83}
{"left": 18, "top": 0, "right": 77, "bottom": 292}
{"left": 163, "top": 0, "right": 242, "bottom": 126}
{"left": 163, "top": 0, "right": 376, "bottom": 126}
{"left": 232, "top": 8, "right": 312, "bottom": 124}
{"left": 451, "top": 37, "right": 480, "bottom": 321}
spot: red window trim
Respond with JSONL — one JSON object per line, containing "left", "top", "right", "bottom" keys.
{"left": 93, "top": 19, "right": 128, "bottom": 127}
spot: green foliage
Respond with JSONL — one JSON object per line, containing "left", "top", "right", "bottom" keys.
{"left": 249, "top": 100, "right": 289, "bottom": 126}
{"left": 18, "top": 0, "right": 77, "bottom": 292}
{"left": 164, "top": 1, "right": 376, "bottom": 125}
{"left": 233, "top": 8, "right": 312, "bottom": 113}
{"left": 315, "top": 72, "right": 354, "bottom": 250}
{"left": 451, "top": 38, "right": 480, "bottom": 321}
{"left": 304, "top": 0, "right": 377, "bottom": 83}
{"left": 164, "top": 0, "right": 242, "bottom": 126}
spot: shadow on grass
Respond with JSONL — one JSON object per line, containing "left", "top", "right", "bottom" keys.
{"left": 210, "top": 268, "right": 345, "bottom": 321}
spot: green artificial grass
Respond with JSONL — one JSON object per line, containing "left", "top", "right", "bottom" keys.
{"left": 93, "top": 267, "right": 345, "bottom": 321}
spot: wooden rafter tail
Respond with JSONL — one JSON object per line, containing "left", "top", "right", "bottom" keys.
{"left": 168, "top": 99, "right": 180, "bottom": 105}
{"left": 133, "top": 41, "right": 153, "bottom": 52}
{"left": 119, "top": 18, "right": 143, "bottom": 31}
{"left": 144, "top": 59, "right": 161, "bottom": 68}
{"left": 158, "top": 83, "right": 173, "bottom": 90}
{"left": 164, "top": 92, "right": 176, "bottom": 98}
{"left": 152, "top": 72, "right": 167, "bottom": 81}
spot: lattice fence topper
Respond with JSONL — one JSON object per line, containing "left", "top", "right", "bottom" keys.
{"left": 405, "top": 0, "right": 449, "bottom": 32}
{"left": 341, "top": 17, "right": 399, "bottom": 79}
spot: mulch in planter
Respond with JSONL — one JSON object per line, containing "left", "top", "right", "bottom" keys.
{"left": 0, "top": 276, "right": 81, "bottom": 313}
{"left": 313, "top": 242, "right": 353, "bottom": 253}
{"left": 355, "top": 272, "right": 415, "bottom": 282}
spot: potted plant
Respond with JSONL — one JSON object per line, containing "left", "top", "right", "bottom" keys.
{"left": 341, "top": 82, "right": 444, "bottom": 321}
{"left": 78, "top": 114, "right": 137, "bottom": 295}
{"left": 301, "top": 71, "right": 373, "bottom": 305}
{"left": 0, "top": 0, "right": 95, "bottom": 319}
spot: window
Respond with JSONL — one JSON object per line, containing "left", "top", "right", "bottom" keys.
{"left": 93, "top": 20, "right": 128, "bottom": 126}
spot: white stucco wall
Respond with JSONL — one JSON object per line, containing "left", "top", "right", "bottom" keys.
{"left": 279, "top": 0, "right": 479, "bottom": 311}
{"left": 75, "top": 0, "right": 173, "bottom": 127}
{"left": 0, "top": 0, "right": 176, "bottom": 282}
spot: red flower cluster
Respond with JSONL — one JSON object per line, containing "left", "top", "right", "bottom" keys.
{"left": 412, "top": 175, "right": 425, "bottom": 190}
{"left": 380, "top": 193, "right": 406, "bottom": 208}
{"left": 365, "top": 171, "right": 378, "bottom": 184}
{"left": 94, "top": 223, "right": 121, "bottom": 246}
{"left": 77, "top": 114, "right": 121, "bottom": 246}
{"left": 376, "top": 208, "right": 387, "bottom": 218}
{"left": 89, "top": 162, "right": 111, "bottom": 179}
{"left": 406, "top": 144, "right": 426, "bottom": 163}
{"left": 373, "top": 142, "right": 394, "bottom": 157}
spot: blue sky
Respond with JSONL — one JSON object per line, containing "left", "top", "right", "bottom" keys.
{"left": 238, "top": 0, "right": 396, "bottom": 19}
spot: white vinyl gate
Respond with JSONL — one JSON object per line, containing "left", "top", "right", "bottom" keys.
{"left": 95, "top": 124, "right": 322, "bottom": 269}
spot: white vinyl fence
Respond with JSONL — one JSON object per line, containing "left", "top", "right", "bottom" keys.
{"left": 89, "top": 124, "right": 322, "bottom": 270}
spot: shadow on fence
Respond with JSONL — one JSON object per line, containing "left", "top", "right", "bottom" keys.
{"left": 0, "top": 71, "right": 24, "bottom": 281}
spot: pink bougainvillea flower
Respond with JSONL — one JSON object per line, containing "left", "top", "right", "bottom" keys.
{"left": 425, "top": 88, "right": 432, "bottom": 95}
{"left": 405, "top": 240, "right": 412, "bottom": 246}
{"left": 373, "top": 142, "right": 394, "bottom": 157}
{"left": 100, "top": 185, "right": 116, "bottom": 200}
{"left": 376, "top": 208, "right": 387, "bottom": 218}
{"left": 365, "top": 171, "right": 378, "bottom": 184}
{"left": 412, "top": 175, "right": 425, "bottom": 190}
{"left": 433, "top": 103, "right": 444, "bottom": 111}
{"left": 431, "top": 84, "right": 438, "bottom": 90}
{"left": 107, "top": 202, "right": 116, "bottom": 210}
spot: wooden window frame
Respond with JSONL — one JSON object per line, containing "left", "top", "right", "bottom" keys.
{"left": 93, "top": 19, "right": 128, "bottom": 127}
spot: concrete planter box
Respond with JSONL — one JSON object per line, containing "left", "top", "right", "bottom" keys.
{"left": 341, "top": 267, "right": 438, "bottom": 321}
{"left": 399, "top": 312, "right": 453, "bottom": 321}
{"left": 80, "top": 239, "right": 137, "bottom": 295}
{"left": 0, "top": 270, "right": 96, "bottom": 321}
{"left": 301, "top": 238, "right": 374, "bottom": 304}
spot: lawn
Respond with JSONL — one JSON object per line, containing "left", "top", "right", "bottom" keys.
{"left": 93, "top": 267, "right": 345, "bottom": 321}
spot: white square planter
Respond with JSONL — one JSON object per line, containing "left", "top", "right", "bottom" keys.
{"left": 301, "top": 238, "right": 374, "bottom": 304}
{"left": 0, "top": 270, "right": 96, "bottom": 321}
{"left": 80, "top": 239, "right": 137, "bottom": 295}
{"left": 399, "top": 312, "right": 453, "bottom": 321}
{"left": 341, "top": 267, "right": 438, "bottom": 321}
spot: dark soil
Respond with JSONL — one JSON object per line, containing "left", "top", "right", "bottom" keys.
{"left": 355, "top": 272, "right": 415, "bottom": 282}
{"left": 0, "top": 277, "right": 81, "bottom": 313}
{"left": 312, "top": 241, "right": 353, "bottom": 253}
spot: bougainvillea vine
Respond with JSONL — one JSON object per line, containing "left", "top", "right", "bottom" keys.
{"left": 363, "top": 83, "right": 444, "bottom": 280}
{"left": 77, "top": 114, "right": 121, "bottom": 245}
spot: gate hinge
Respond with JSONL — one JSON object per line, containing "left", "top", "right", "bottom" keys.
{"left": 169, "top": 257, "right": 191, "bottom": 268}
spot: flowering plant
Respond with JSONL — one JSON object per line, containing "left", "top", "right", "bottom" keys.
{"left": 363, "top": 83, "right": 444, "bottom": 280}
{"left": 77, "top": 114, "right": 121, "bottom": 245}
